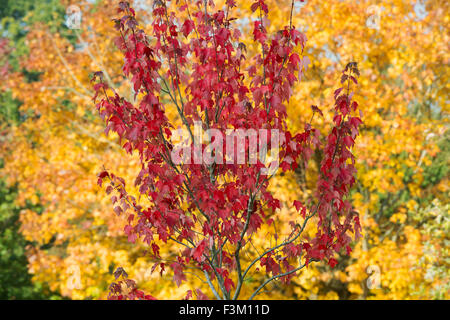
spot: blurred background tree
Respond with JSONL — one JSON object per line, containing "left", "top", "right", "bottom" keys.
{"left": 0, "top": 180, "right": 62, "bottom": 299}
{"left": 0, "top": 0, "right": 68, "bottom": 300}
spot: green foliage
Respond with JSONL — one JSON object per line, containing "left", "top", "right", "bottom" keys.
{"left": 0, "top": 90, "right": 21, "bottom": 125}
{"left": 411, "top": 199, "right": 450, "bottom": 299}
{"left": 1, "top": 0, "right": 75, "bottom": 71}
{"left": 0, "top": 180, "right": 61, "bottom": 299}
{"left": 422, "top": 132, "right": 449, "bottom": 190}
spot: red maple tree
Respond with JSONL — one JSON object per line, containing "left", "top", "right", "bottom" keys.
{"left": 92, "top": 0, "right": 362, "bottom": 300}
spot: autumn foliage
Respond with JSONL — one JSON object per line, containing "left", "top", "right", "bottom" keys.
{"left": 92, "top": 0, "right": 362, "bottom": 300}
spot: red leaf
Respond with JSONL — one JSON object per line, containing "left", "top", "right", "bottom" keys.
{"left": 195, "top": 289, "right": 209, "bottom": 300}
{"left": 343, "top": 136, "right": 354, "bottom": 148}
{"left": 251, "top": 2, "right": 259, "bottom": 12}
{"left": 98, "top": 171, "right": 109, "bottom": 179}
{"left": 345, "top": 245, "right": 352, "bottom": 255}
{"left": 114, "top": 267, "right": 128, "bottom": 280}
{"left": 192, "top": 240, "right": 206, "bottom": 262}
{"left": 184, "top": 290, "right": 193, "bottom": 300}
{"left": 328, "top": 258, "right": 338, "bottom": 268}
{"left": 181, "top": 19, "right": 195, "bottom": 37}
{"left": 311, "top": 105, "right": 323, "bottom": 116}
{"left": 171, "top": 262, "right": 186, "bottom": 287}
{"left": 289, "top": 53, "right": 301, "bottom": 67}
{"left": 334, "top": 87, "right": 343, "bottom": 99}
{"left": 293, "top": 200, "right": 303, "bottom": 212}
